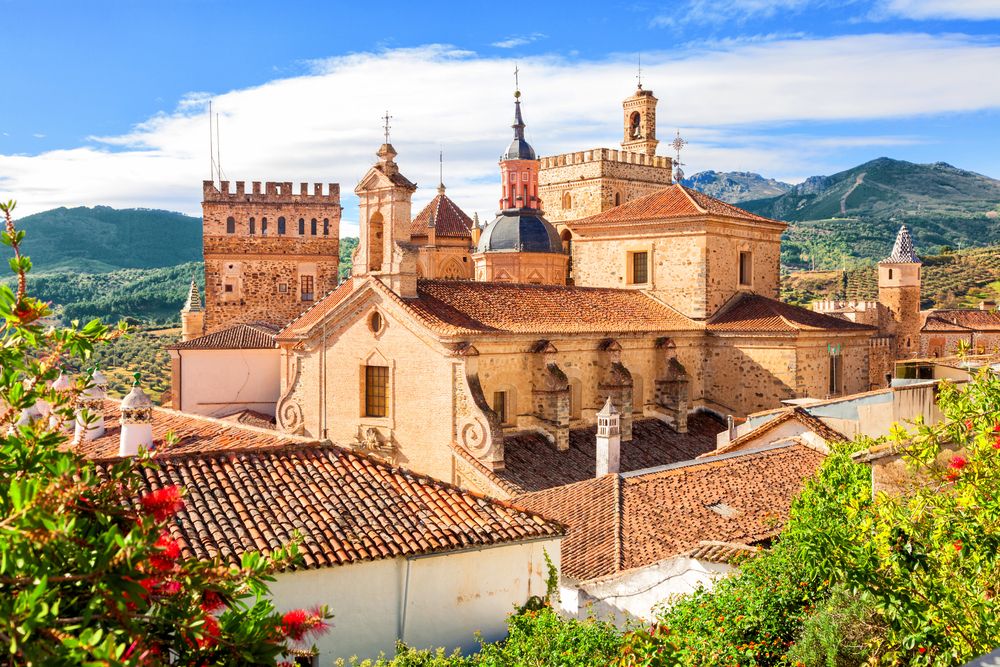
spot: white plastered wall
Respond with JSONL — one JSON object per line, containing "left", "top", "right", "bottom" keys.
{"left": 176, "top": 348, "right": 280, "bottom": 418}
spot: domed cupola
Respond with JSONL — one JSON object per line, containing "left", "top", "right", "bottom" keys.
{"left": 472, "top": 74, "right": 569, "bottom": 286}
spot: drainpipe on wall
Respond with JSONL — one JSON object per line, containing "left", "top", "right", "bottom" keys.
{"left": 398, "top": 557, "right": 412, "bottom": 644}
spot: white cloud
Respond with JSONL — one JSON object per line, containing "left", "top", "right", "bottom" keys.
{"left": 877, "top": 0, "right": 1000, "bottom": 20}
{"left": 651, "top": 0, "right": 832, "bottom": 26}
{"left": 1, "top": 34, "right": 999, "bottom": 233}
{"left": 491, "top": 32, "right": 546, "bottom": 48}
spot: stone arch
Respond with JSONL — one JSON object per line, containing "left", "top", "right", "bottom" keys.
{"left": 629, "top": 111, "right": 641, "bottom": 139}
{"left": 277, "top": 216, "right": 286, "bottom": 235}
{"left": 249, "top": 217, "right": 256, "bottom": 235}
{"left": 614, "top": 192, "right": 622, "bottom": 207}
{"left": 440, "top": 258, "right": 464, "bottom": 280}
{"left": 226, "top": 216, "right": 235, "bottom": 234}
{"left": 368, "top": 211, "right": 384, "bottom": 272}
{"left": 561, "top": 192, "right": 572, "bottom": 209}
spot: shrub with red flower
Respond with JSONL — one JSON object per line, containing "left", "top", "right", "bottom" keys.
{"left": 140, "top": 486, "right": 185, "bottom": 521}
{"left": 280, "top": 607, "right": 329, "bottom": 643}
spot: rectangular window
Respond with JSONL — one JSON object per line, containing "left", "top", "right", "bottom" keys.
{"left": 492, "top": 391, "right": 508, "bottom": 425}
{"left": 739, "top": 251, "right": 752, "bottom": 286}
{"left": 278, "top": 283, "right": 288, "bottom": 293}
{"left": 300, "top": 275, "right": 314, "bottom": 302}
{"left": 630, "top": 251, "right": 648, "bottom": 285}
{"left": 224, "top": 283, "right": 234, "bottom": 293}
{"left": 828, "top": 352, "right": 843, "bottom": 396}
{"left": 365, "top": 365, "right": 389, "bottom": 418}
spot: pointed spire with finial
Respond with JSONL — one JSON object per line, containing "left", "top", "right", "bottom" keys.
{"left": 438, "top": 149, "right": 446, "bottom": 195}
{"left": 502, "top": 65, "right": 536, "bottom": 162}
{"left": 182, "top": 279, "right": 203, "bottom": 313}
{"left": 883, "top": 224, "right": 920, "bottom": 264}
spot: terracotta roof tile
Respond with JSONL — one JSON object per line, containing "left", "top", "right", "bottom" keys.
{"left": 219, "top": 409, "right": 277, "bottom": 430}
{"left": 167, "top": 322, "right": 279, "bottom": 350}
{"left": 277, "top": 280, "right": 356, "bottom": 340}
{"left": 76, "top": 400, "right": 309, "bottom": 460}
{"left": 85, "top": 408, "right": 562, "bottom": 569}
{"left": 708, "top": 292, "right": 876, "bottom": 333}
{"left": 411, "top": 192, "right": 473, "bottom": 238}
{"left": 496, "top": 415, "right": 724, "bottom": 494}
{"left": 923, "top": 309, "right": 1000, "bottom": 332}
{"left": 571, "top": 184, "right": 781, "bottom": 227}
{"left": 703, "top": 407, "right": 845, "bottom": 457}
{"left": 515, "top": 443, "right": 824, "bottom": 581}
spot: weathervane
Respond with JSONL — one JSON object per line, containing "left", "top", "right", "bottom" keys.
{"left": 382, "top": 110, "right": 392, "bottom": 145}
{"left": 671, "top": 129, "right": 687, "bottom": 181}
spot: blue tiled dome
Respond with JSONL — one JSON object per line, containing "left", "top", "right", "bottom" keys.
{"left": 477, "top": 212, "right": 562, "bottom": 254}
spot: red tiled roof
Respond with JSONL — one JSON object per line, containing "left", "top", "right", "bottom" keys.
{"left": 219, "top": 409, "right": 277, "bottom": 430}
{"left": 515, "top": 443, "right": 824, "bottom": 581}
{"left": 496, "top": 414, "right": 724, "bottom": 494}
{"left": 707, "top": 292, "right": 876, "bottom": 333}
{"left": 571, "top": 184, "right": 781, "bottom": 227}
{"left": 84, "top": 407, "right": 562, "bottom": 570}
{"left": 402, "top": 280, "right": 700, "bottom": 336}
{"left": 281, "top": 278, "right": 700, "bottom": 340}
{"left": 108, "top": 445, "right": 562, "bottom": 570}
{"left": 277, "top": 280, "right": 356, "bottom": 341}
{"left": 923, "top": 309, "right": 1000, "bottom": 332}
{"left": 168, "top": 322, "right": 279, "bottom": 350}
{"left": 703, "top": 407, "right": 845, "bottom": 457}
{"left": 411, "top": 191, "right": 473, "bottom": 238}
{"left": 75, "top": 400, "right": 311, "bottom": 460}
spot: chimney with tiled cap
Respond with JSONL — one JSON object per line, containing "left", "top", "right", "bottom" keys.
{"left": 74, "top": 368, "right": 107, "bottom": 443}
{"left": 180, "top": 279, "right": 205, "bottom": 342}
{"left": 119, "top": 373, "right": 154, "bottom": 457}
{"left": 596, "top": 397, "right": 621, "bottom": 476}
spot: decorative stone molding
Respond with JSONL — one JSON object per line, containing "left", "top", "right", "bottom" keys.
{"left": 276, "top": 356, "right": 306, "bottom": 435}
{"left": 453, "top": 363, "right": 504, "bottom": 470}
{"left": 654, "top": 356, "right": 690, "bottom": 433}
{"left": 532, "top": 362, "right": 571, "bottom": 450}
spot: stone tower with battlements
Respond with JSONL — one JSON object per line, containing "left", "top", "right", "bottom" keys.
{"left": 201, "top": 180, "right": 341, "bottom": 333}
{"left": 878, "top": 225, "right": 922, "bottom": 358}
{"left": 538, "top": 85, "right": 673, "bottom": 225}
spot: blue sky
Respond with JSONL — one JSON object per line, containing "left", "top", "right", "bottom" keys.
{"left": 1, "top": 0, "right": 999, "bottom": 229}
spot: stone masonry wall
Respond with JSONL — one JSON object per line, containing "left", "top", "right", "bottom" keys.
{"left": 202, "top": 180, "right": 341, "bottom": 332}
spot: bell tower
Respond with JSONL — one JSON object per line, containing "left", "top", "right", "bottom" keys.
{"left": 622, "top": 84, "right": 659, "bottom": 156}
{"left": 878, "top": 225, "right": 922, "bottom": 359}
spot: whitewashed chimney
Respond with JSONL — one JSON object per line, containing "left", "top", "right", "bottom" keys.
{"left": 119, "top": 375, "right": 154, "bottom": 457}
{"left": 596, "top": 397, "right": 621, "bottom": 476}
{"left": 9, "top": 403, "right": 42, "bottom": 435}
{"left": 49, "top": 373, "right": 72, "bottom": 431}
{"left": 74, "top": 369, "right": 108, "bottom": 443}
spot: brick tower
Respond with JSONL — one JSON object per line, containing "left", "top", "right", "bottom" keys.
{"left": 201, "top": 180, "right": 342, "bottom": 332}
{"left": 878, "top": 225, "right": 922, "bottom": 358}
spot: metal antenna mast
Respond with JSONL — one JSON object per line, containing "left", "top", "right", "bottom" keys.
{"left": 637, "top": 54, "right": 642, "bottom": 90}
{"left": 208, "top": 100, "right": 214, "bottom": 182}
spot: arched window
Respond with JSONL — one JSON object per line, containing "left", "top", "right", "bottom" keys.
{"left": 249, "top": 217, "right": 256, "bottom": 235}
{"left": 323, "top": 218, "right": 329, "bottom": 236}
{"left": 629, "top": 111, "right": 641, "bottom": 139}
{"left": 561, "top": 192, "right": 572, "bottom": 210}
{"left": 277, "top": 216, "right": 286, "bottom": 235}
{"left": 261, "top": 217, "right": 268, "bottom": 235}
{"left": 298, "top": 218, "right": 305, "bottom": 235}
{"left": 888, "top": 268, "right": 893, "bottom": 279}
{"left": 226, "top": 216, "right": 235, "bottom": 234}
{"left": 614, "top": 192, "right": 621, "bottom": 206}
{"left": 310, "top": 218, "right": 317, "bottom": 236}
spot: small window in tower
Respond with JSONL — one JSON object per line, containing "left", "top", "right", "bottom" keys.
{"left": 278, "top": 283, "right": 288, "bottom": 293}
{"left": 278, "top": 216, "right": 286, "bottom": 235}
{"left": 298, "top": 218, "right": 305, "bottom": 235}
{"left": 261, "top": 217, "right": 268, "bottom": 235}
{"left": 739, "top": 251, "right": 752, "bottom": 287}
{"left": 615, "top": 192, "right": 621, "bottom": 206}
{"left": 364, "top": 365, "right": 389, "bottom": 418}
{"left": 828, "top": 349, "right": 843, "bottom": 396}
{"left": 300, "top": 275, "right": 314, "bottom": 302}
{"left": 323, "top": 218, "right": 330, "bottom": 236}
{"left": 249, "top": 217, "right": 256, "bottom": 235}
{"left": 562, "top": 192, "right": 572, "bottom": 210}
{"left": 310, "top": 218, "right": 317, "bottom": 235}
{"left": 492, "top": 391, "right": 508, "bottom": 425}
{"left": 629, "top": 251, "right": 649, "bottom": 285}
{"left": 522, "top": 172, "right": 528, "bottom": 181}
{"left": 226, "top": 216, "right": 235, "bottom": 234}
{"left": 224, "top": 284, "right": 234, "bottom": 293}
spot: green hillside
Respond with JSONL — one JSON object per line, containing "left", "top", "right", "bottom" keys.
{"left": 13, "top": 206, "right": 202, "bottom": 273}
{"left": 782, "top": 244, "right": 1000, "bottom": 310}
{"left": 741, "top": 158, "right": 1000, "bottom": 270}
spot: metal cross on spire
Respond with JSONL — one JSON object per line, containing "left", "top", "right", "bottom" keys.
{"left": 514, "top": 64, "right": 520, "bottom": 94}
{"left": 382, "top": 110, "right": 392, "bottom": 145}
{"left": 671, "top": 129, "right": 687, "bottom": 181}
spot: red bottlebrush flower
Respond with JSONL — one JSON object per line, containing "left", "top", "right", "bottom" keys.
{"left": 993, "top": 435, "right": 1000, "bottom": 450}
{"left": 964, "top": 419, "right": 973, "bottom": 430}
{"left": 280, "top": 607, "right": 328, "bottom": 642}
{"left": 140, "top": 486, "right": 184, "bottom": 522}
{"left": 949, "top": 456, "right": 968, "bottom": 471}
{"left": 140, "top": 576, "right": 159, "bottom": 593}
{"left": 161, "top": 579, "right": 182, "bottom": 596}
{"left": 918, "top": 647, "right": 927, "bottom": 654}
{"left": 954, "top": 540, "right": 963, "bottom": 551}
{"left": 945, "top": 471, "right": 960, "bottom": 482}
{"left": 200, "top": 590, "right": 225, "bottom": 613}
{"left": 149, "top": 532, "right": 181, "bottom": 572}
{"left": 197, "top": 614, "right": 220, "bottom": 649}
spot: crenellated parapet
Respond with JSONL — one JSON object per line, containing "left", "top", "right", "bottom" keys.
{"left": 539, "top": 148, "right": 671, "bottom": 170}
{"left": 203, "top": 180, "right": 341, "bottom": 203}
